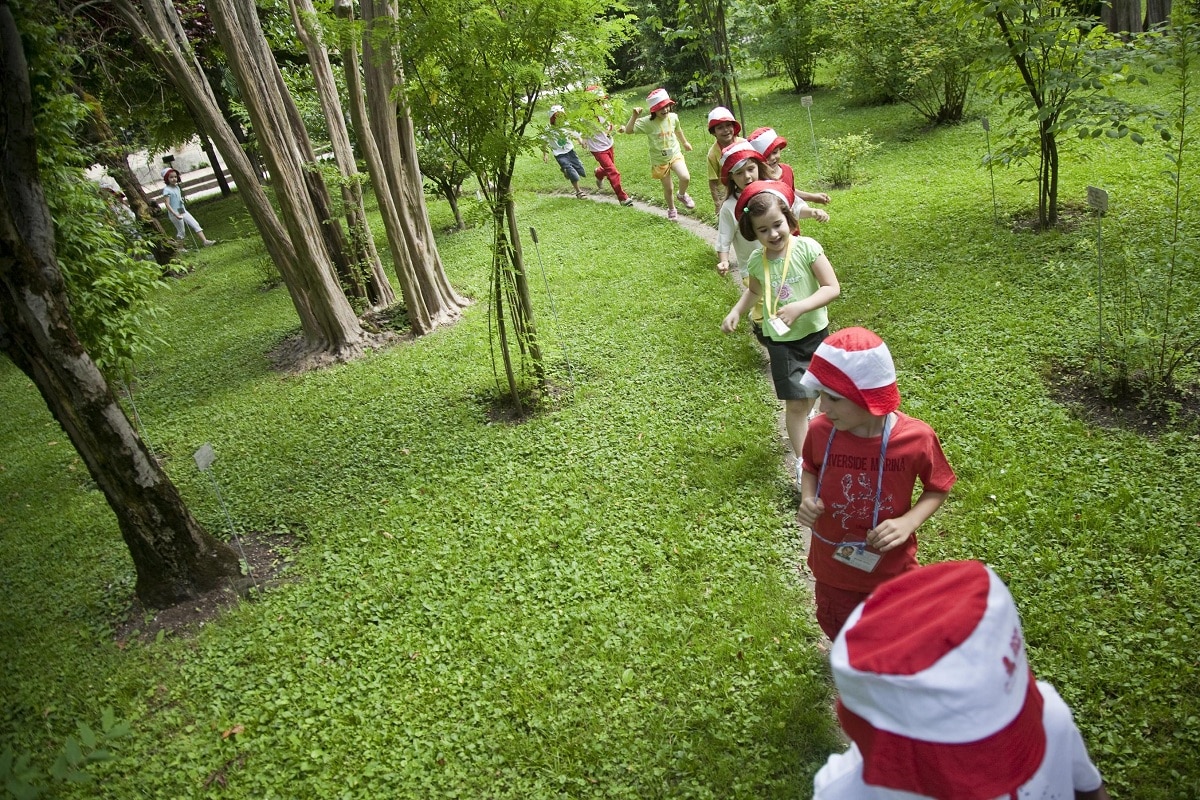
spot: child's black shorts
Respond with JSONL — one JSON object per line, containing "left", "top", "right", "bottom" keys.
{"left": 759, "top": 326, "right": 828, "bottom": 400}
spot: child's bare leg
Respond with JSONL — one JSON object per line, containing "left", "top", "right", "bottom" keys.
{"left": 660, "top": 173, "right": 675, "bottom": 210}
{"left": 784, "top": 397, "right": 817, "bottom": 460}
{"left": 673, "top": 160, "right": 691, "bottom": 197}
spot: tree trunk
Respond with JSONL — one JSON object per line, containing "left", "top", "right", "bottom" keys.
{"left": 196, "top": 129, "right": 231, "bottom": 196}
{"left": 205, "top": 0, "right": 368, "bottom": 356}
{"left": 113, "top": 0, "right": 340, "bottom": 347}
{"left": 0, "top": 5, "right": 240, "bottom": 609}
{"left": 356, "top": 0, "right": 469, "bottom": 333}
{"left": 287, "top": 0, "right": 393, "bottom": 308}
{"left": 1102, "top": 0, "right": 1143, "bottom": 34}
{"left": 1144, "top": 0, "right": 1171, "bottom": 29}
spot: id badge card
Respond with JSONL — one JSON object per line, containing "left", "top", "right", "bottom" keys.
{"left": 832, "top": 544, "right": 881, "bottom": 573}
{"left": 768, "top": 316, "right": 790, "bottom": 336}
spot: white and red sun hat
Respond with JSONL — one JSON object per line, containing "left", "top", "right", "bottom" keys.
{"left": 800, "top": 326, "right": 901, "bottom": 415}
{"left": 831, "top": 560, "right": 1048, "bottom": 799}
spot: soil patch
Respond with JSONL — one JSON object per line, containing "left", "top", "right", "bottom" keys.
{"left": 114, "top": 531, "right": 298, "bottom": 646}
{"left": 1048, "top": 367, "right": 1200, "bottom": 436}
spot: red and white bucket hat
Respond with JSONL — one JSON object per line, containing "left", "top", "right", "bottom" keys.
{"left": 733, "top": 179, "right": 794, "bottom": 222}
{"left": 832, "top": 560, "right": 1048, "bottom": 800}
{"left": 706, "top": 106, "right": 741, "bottom": 135}
{"left": 719, "top": 141, "right": 764, "bottom": 183}
{"left": 799, "top": 326, "right": 901, "bottom": 414}
{"left": 646, "top": 88, "right": 674, "bottom": 113}
{"left": 748, "top": 126, "right": 788, "bottom": 158}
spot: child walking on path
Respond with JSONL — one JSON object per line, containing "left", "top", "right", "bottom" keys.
{"left": 160, "top": 168, "right": 215, "bottom": 247}
{"left": 715, "top": 142, "right": 828, "bottom": 278}
{"left": 543, "top": 105, "right": 588, "bottom": 199}
{"left": 705, "top": 106, "right": 744, "bottom": 215}
{"left": 795, "top": 327, "right": 956, "bottom": 640}
{"left": 815, "top": 560, "right": 1112, "bottom": 800}
{"left": 748, "top": 127, "right": 830, "bottom": 207}
{"left": 582, "top": 86, "right": 634, "bottom": 206}
{"left": 720, "top": 180, "right": 839, "bottom": 468}
{"left": 625, "top": 88, "right": 694, "bottom": 221}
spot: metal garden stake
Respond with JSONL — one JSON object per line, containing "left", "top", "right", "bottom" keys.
{"left": 801, "top": 95, "right": 820, "bottom": 179}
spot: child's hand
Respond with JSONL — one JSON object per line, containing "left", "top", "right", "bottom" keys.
{"left": 796, "top": 497, "right": 825, "bottom": 529}
{"left": 716, "top": 260, "right": 730, "bottom": 276}
{"left": 866, "top": 517, "right": 917, "bottom": 552}
{"left": 811, "top": 192, "right": 831, "bottom": 205}
{"left": 632, "top": 107, "right": 643, "bottom": 116}
{"left": 720, "top": 310, "right": 740, "bottom": 333}
{"left": 683, "top": 142, "right": 693, "bottom": 152}
{"left": 777, "top": 303, "right": 803, "bottom": 327}
{"left": 811, "top": 209, "right": 829, "bottom": 223}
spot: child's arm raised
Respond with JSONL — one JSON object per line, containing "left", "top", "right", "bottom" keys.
{"left": 776, "top": 253, "right": 840, "bottom": 328}
{"left": 624, "top": 107, "right": 642, "bottom": 132}
{"left": 866, "top": 488, "right": 949, "bottom": 552}
{"left": 721, "top": 277, "right": 762, "bottom": 333}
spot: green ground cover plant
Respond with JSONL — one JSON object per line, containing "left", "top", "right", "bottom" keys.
{"left": 2, "top": 69, "right": 1199, "bottom": 798}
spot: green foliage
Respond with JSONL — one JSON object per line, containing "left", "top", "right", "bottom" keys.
{"left": 1086, "top": 13, "right": 1200, "bottom": 406}
{"left": 745, "top": 0, "right": 824, "bottom": 92}
{"left": 960, "top": 0, "right": 1167, "bottom": 228}
{"left": 16, "top": 4, "right": 167, "bottom": 381}
{"left": 818, "top": 131, "right": 880, "bottom": 186}
{"left": 818, "top": 0, "right": 984, "bottom": 121}
{"left": 0, "top": 710, "right": 130, "bottom": 799}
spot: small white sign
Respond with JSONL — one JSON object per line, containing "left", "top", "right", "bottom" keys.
{"left": 800, "top": 96, "right": 813, "bottom": 108}
{"left": 193, "top": 443, "right": 216, "bottom": 472}
{"left": 981, "top": 116, "right": 990, "bottom": 132}
{"left": 1087, "top": 186, "right": 1109, "bottom": 214}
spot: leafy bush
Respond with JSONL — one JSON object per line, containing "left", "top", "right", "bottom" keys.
{"left": 818, "top": 131, "right": 880, "bottom": 186}
{"left": 819, "top": 0, "right": 983, "bottom": 121}
{"left": 1088, "top": 15, "right": 1200, "bottom": 407}
{"left": 746, "top": 0, "right": 824, "bottom": 92}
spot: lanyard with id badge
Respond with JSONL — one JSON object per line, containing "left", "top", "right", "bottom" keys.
{"left": 761, "top": 237, "right": 794, "bottom": 337}
{"left": 813, "top": 413, "right": 894, "bottom": 573}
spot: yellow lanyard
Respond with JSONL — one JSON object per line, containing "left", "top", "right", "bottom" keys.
{"left": 761, "top": 236, "right": 794, "bottom": 320}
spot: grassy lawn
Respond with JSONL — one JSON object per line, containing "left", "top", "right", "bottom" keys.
{"left": 2, "top": 70, "right": 1199, "bottom": 798}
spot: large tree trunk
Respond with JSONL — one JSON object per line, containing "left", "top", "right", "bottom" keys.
{"left": 357, "top": 0, "right": 469, "bottom": 334}
{"left": 205, "top": 0, "right": 367, "bottom": 356}
{"left": 0, "top": 5, "right": 240, "bottom": 609}
{"left": 1144, "top": 0, "right": 1171, "bottom": 29}
{"left": 113, "top": 0, "right": 340, "bottom": 348}
{"left": 1102, "top": 0, "right": 1143, "bottom": 34}
{"left": 288, "top": 0, "right": 393, "bottom": 309}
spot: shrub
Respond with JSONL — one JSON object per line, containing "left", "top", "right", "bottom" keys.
{"left": 819, "top": 131, "right": 880, "bottom": 187}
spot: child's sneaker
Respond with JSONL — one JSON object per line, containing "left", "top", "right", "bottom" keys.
{"left": 202, "top": 239, "right": 217, "bottom": 247}
{"left": 677, "top": 191, "right": 695, "bottom": 209}
{"left": 667, "top": 209, "right": 679, "bottom": 220}
{"left": 620, "top": 197, "right": 634, "bottom": 206}
{"left": 596, "top": 175, "right": 604, "bottom": 191}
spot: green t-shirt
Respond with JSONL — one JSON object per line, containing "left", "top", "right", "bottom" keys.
{"left": 746, "top": 236, "right": 829, "bottom": 342}
{"left": 632, "top": 113, "right": 682, "bottom": 166}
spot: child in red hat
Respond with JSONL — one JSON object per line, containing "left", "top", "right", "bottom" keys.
{"left": 705, "top": 106, "right": 745, "bottom": 215}
{"left": 748, "top": 127, "right": 830, "bottom": 208}
{"left": 720, "top": 180, "right": 839, "bottom": 464}
{"left": 624, "top": 88, "right": 694, "bottom": 221}
{"left": 581, "top": 86, "right": 634, "bottom": 206}
{"left": 815, "top": 560, "right": 1112, "bottom": 800}
{"left": 796, "top": 327, "right": 956, "bottom": 639}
